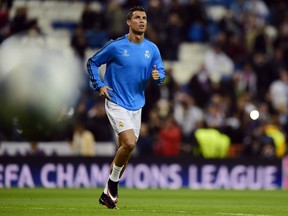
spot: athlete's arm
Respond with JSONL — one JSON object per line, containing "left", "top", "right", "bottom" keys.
{"left": 98, "top": 86, "right": 113, "bottom": 101}
{"left": 152, "top": 47, "right": 166, "bottom": 85}
{"left": 86, "top": 43, "right": 113, "bottom": 91}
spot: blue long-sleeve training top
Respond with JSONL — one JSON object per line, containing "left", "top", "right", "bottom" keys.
{"left": 87, "top": 34, "right": 166, "bottom": 111}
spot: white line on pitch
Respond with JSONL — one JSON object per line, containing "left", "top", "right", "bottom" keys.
{"left": 0, "top": 206, "right": 188, "bottom": 213}
{"left": 0, "top": 206, "right": 273, "bottom": 216}
{"left": 217, "top": 213, "right": 271, "bottom": 216}
{"left": 0, "top": 206, "right": 79, "bottom": 211}
{"left": 127, "top": 209, "right": 188, "bottom": 214}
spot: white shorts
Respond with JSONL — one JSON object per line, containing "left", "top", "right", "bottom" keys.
{"left": 105, "top": 100, "right": 142, "bottom": 141}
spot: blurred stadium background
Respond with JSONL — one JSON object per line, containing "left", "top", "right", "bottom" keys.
{"left": 0, "top": 0, "right": 287, "bottom": 189}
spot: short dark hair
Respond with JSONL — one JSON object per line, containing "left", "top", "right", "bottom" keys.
{"left": 127, "top": 5, "right": 146, "bottom": 20}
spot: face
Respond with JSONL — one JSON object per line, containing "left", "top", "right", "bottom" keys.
{"left": 127, "top": 10, "right": 147, "bottom": 35}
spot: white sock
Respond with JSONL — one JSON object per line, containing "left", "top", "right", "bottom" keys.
{"left": 103, "top": 164, "right": 123, "bottom": 194}
{"left": 109, "top": 163, "right": 124, "bottom": 182}
{"left": 104, "top": 183, "right": 108, "bottom": 194}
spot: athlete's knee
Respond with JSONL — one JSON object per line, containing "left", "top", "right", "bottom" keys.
{"left": 122, "top": 141, "right": 136, "bottom": 151}
{"left": 118, "top": 130, "right": 137, "bottom": 151}
{"left": 120, "top": 136, "right": 136, "bottom": 151}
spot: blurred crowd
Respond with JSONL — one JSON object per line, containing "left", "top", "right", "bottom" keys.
{"left": 0, "top": 0, "right": 287, "bottom": 159}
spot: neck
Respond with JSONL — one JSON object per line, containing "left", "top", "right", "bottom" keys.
{"left": 127, "top": 32, "right": 144, "bottom": 43}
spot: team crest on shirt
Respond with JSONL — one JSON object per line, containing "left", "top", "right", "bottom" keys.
{"left": 144, "top": 50, "right": 150, "bottom": 59}
{"left": 122, "top": 49, "right": 129, "bottom": 57}
{"left": 119, "top": 121, "right": 124, "bottom": 128}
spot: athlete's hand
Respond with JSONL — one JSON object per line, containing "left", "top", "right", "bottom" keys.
{"left": 152, "top": 65, "right": 160, "bottom": 80}
{"left": 99, "top": 86, "right": 113, "bottom": 100}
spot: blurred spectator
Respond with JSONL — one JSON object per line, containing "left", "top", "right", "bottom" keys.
{"left": 146, "top": 0, "right": 167, "bottom": 53}
{"left": 264, "top": 120, "right": 286, "bottom": 158}
{"left": 231, "top": 93, "right": 258, "bottom": 144}
{"left": 234, "top": 62, "right": 257, "bottom": 98}
{"left": 268, "top": 68, "right": 288, "bottom": 113}
{"left": 203, "top": 39, "right": 234, "bottom": 86}
{"left": 229, "top": 0, "right": 247, "bottom": 24}
{"left": 274, "top": 19, "right": 288, "bottom": 69}
{"left": 0, "top": 1, "right": 9, "bottom": 29}
{"left": 71, "top": 121, "right": 95, "bottom": 156}
{"left": 251, "top": 53, "right": 276, "bottom": 101}
{"left": 105, "top": 1, "right": 126, "bottom": 40}
{"left": 144, "top": 68, "right": 178, "bottom": 122}
{"left": 204, "top": 93, "right": 227, "bottom": 129}
{"left": 234, "top": 93, "right": 252, "bottom": 128}
{"left": 136, "top": 123, "right": 155, "bottom": 156}
{"left": 185, "top": 0, "right": 207, "bottom": 42}
{"left": 167, "top": 0, "right": 185, "bottom": 20}
{"left": 0, "top": 8, "right": 9, "bottom": 43}
{"left": 252, "top": 25, "right": 275, "bottom": 57}
{"left": 219, "top": 10, "right": 247, "bottom": 59}
{"left": 184, "top": 0, "right": 207, "bottom": 27}
{"left": 266, "top": 68, "right": 288, "bottom": 154}
{"left": 81, "top": 2, "right": 108, "bottom": 48}
{"left": 86, "top": 101, "right": 114, "bottom": 142}
{"left": 9, "top": 6, "right": 29, "bottom": 35}
{"left": 81, "top": 2, "right": 105, "bottom": 31}
{"left": 173, "top": 92, "right": 204, "bottom": 145}
{"left": 71, "top": 24, "right": 88, "bottom": 61}
{"left": 243, "top": 133, "right": 275, "bottom": 158}
{"left": 0, "top": 0, "right": 13, "bottom": 10}
{"left": 243, "top": 0, "right": 270, "bottom": 25}
{"left": 226, "top": 34, "right": 247, "bottom": 67}
{"left": 165, "top": 0, "right": 186, "bottom": 45}
{"left": 194, "top": 128, "right": 230, "bottom": 158}
{"left": 74, "top": 98, "right": 89, "bottom": 123}
{"left": 163, "top": 12, "right": 183, "bottom": 60}
{"left": 187, "top": 64, "right": 214, "bottom": 109}
{"left": 245, "top": 14, "right": 263, "bottom": 53}
{"left": 270, "top": 47, "right": 286, "bottom": 78}
{"left": 26, "top": 18, "right": 42, "bottom": 34}
{"left": 146, "top": 108, "right": 161, "bottom": 143}
{"left": 220, "top": 94, "right": 243, "bottom": 143}
{"left": 123, "top": 0, "right": 143, "bottom": 9}
{"left": 243, "top": 122, "right": 276, "bottom": 159}
{"left": 257, "top": 101, "right": 271, "bottom": 124}
{"left": 157, "top": 99, "right": 171, "bottom": 119}
{"left": 143, "top": 79, "right": 161, "bottom": 122}
{"left": 154, "top": 114, "right": 182, "bottom": 157}
{"left": 159, "top": 68, "right": 179, "bottom": 102}
{"left": 218, "top": 9, "right": 243, "bottom": 41}
{"left": 269, "top": 0, "right": 288, "bottom": 28}
{"left": 26, "top": 141, "right": 45, "bottom": 156}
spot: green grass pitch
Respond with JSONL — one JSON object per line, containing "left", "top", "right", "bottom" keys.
{"left": 0, "top": 188, "right": 287, "bottom": 216}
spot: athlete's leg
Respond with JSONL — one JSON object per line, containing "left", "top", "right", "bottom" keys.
{"left": 102, "top": 129, "right": 136, "bottom": 206}
{"left": 114, "top": 129, "right": 136, "bottom": 167}
{"left": 100, "top": 100, "right": 140, "bottom": 208}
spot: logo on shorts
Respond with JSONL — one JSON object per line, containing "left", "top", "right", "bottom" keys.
{"left": 119, "top": 121, "right": 124, "bottom": 128}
